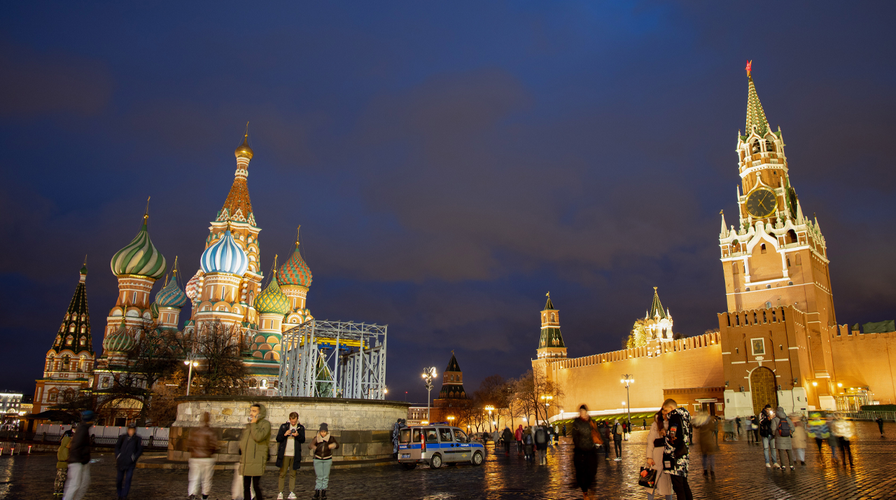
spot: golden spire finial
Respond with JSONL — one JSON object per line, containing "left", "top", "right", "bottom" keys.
{"left": 295, "top": 226, "right": 301, "bottom": 248}
{"left": 235, "top": 122, "right": 254, "bottom": 159}
{"left": 654, "top": 286, "right": 658, "bottom": 292}
{"left": 546, "top": 291, "right": 550, "bottom": 298}
{"left": 144, "top": 196, "right": 151, "bottom": 223}
{"left": 245, "top": 121, "right": 249, "bottom": 138}
{"left": 746, "top": 60, "right": 752, "bottom": 78}
{"left": 83, "top": 254, "right": 88, "bottom": 266}
{"left": 172, "top": 256, "right": 178, "bottom": 277}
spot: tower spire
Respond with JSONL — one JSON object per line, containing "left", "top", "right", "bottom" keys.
{"left": 745, "top": 61, "right": 771, "bottom": 137}
{"left": 144, "top": 196, "right": 151, "bottom": 224}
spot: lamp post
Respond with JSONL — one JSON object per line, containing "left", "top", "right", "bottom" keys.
{"left": 621, "top": 374, "right": 634, "bottom": 429}
{"left": 448, "top": 416, "right": 455, "bottom": 427}
{"left": 422, "top": 366, "right": 437, "bottom": 422}
{"left": 540, "top": 395, "right": 553, "bottom": 425}
{"left": 184, "top": 359, "right": 199, "bottom": 396}
{"left": 485, "top": 406, "right": 495, "bottom": 432}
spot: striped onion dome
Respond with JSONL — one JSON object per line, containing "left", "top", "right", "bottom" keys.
{"left": 278, "top": 243, "right": 312, "bottom": 288}
{"left": 200, "top": 228, "right": 249, "bottom": 276}
{"left": 103, "top": 321, "right": 135, "bottom": 352}
{"left": 254, "top": 273, "right": 290, "bottom": 315}
{"left": 155, "top": 275, "right": 187, "bottom": 308}
{"left": 110, "top": 215, "right": 167, "bottom": 280}
{"left": 185, "top": 270, "right": 201, "bottom": 301}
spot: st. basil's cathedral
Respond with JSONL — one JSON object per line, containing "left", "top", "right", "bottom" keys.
{"left": 32, "top": 129, "right": 312, "bottom": 416}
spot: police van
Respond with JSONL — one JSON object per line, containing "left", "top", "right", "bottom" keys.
{"left": 397, "top": 425, "right": 485, "bottom": 469}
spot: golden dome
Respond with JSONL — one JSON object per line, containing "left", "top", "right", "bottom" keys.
{"left": 235, "top": 123, "right": 253, "bottom": 159}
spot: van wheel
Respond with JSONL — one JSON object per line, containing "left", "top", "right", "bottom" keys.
{"left": 430, "top": 454, "right": 442, "bottom": 469}
{"left": 401, "top": 462, "right": 416, "bottom": 470}
{"left": 472, "top": 451, "right": 484, "bottom": 466}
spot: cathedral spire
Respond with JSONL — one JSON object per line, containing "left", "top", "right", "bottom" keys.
{"left": 648, "top": 287, "right": 668, "bottom": 319}
{"left": 745, "top": 61, "right": 771, "bottom": 137}
{"left": 217, "top": 125, "right": 256, "bottom": 226}
{"left": 52, "top": 263, "right": 93, "bottom": 354}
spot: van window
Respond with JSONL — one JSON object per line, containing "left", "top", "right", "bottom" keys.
{"left": 400, "top": 429, "right": 411, "bottom": 444}
{"left": 412, "top": 429, "right": 423, "bottom": 443}
{"left": 453, "top": 429, "right": 469, "bottom": 443}
{"left": 425, "top": 428, "right": 439, "bottom": 443}
{"left": 439, "top": 428, "right": 453, "bottom": 443}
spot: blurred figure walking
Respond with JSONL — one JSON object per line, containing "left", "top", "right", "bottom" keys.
{"left": 693, "top": 412, "right": 717, "bottom": 477}
{"left": 63, "top": 410, "right": 95, "bottom": 500}
{"left": 790, "top": 415, "right": 807, "bottom": 466}
{"left": 54, "top": 429, "right": 72, "bottom": 496}
{"left": 114, "top": 423, "right": 144, "bottom": 499}
{"left": 571, "top": 405, "right": 600, "bottom": 500}
{"left": 188, "top": 411, "right": 217, "bottom": 500}
{"left": 771, "top": 407, "right": 793, "bottom": 470}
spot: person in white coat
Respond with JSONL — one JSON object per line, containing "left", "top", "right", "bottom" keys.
{"left": 644, "top": 411, "right": 672, "bottom": 500}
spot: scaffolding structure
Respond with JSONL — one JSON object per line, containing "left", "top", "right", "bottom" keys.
{"left": 278, "top": 320, "right": 388, "bottom": 399}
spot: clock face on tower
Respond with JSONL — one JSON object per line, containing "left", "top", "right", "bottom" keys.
{"left": 745, "top": 188, "right": 777, "bottom": 218}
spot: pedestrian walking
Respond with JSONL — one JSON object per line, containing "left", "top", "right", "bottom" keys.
{"left": 642, "top": 418, "right": 648, "bottom": 431}
{"left": 693, "top": 412, "right": 717, "bottom": 477}
{"left": 612, "top": 419, "right": 624, "bottom": 461}
{"left": 875, "top": 415, "right": 885, "bottom": 437}
{"left": 599, "top": 421, "right": 611, "bottom": 461}
{"left": 63, "top": 410, "right": 95, "bottom": 500}
{"left": 790, "top": 415, "right": 807, "bottom": 466}
{"left": 771, "top": 406, "right": 793, "bottom": 470}
{"left": 830, "top": 414, "right": 855, "bottom": 467}
{"left": 750, "top": 415, "right": 760, "bottom": 444}
{"left": 55, "top": 429, "right": 72, "bottom": 496}
{"left": 501, "top": 427, "right": 513, "bottom": 456}
{"left": 275, "top": 411, "right": 306, "bottom": 500}
{"left": 309, "top": 423, "right": 339, "bottom": 499}
{"left": 644, "top": 410, "right": 672, "bottom": 500}
{"left": 515, "top": 424, "right": 524, "bottom": 455}
{"left": 523, "top": 427, "right": 534, "bottom": 460}
{"left": 239, "top": 403, "right": 272, "bottom": 500}
{"left": 759, "top": 405, "right": 778, "bottom": 468}
{"left": 114, "top": 422, "right": 143, "bottom": 499}
{"left": 187, "top": 411, "right": 217, "bottom": 500}
{"left": 807, "top": 412, "right": 829, "bottom": 454}
{"left": 735, "top": 416, "right": 742, "bottom": 438}
{"left": 571, "top": 405, "right": 600, "bottom": 500}
{"left": 825, "top": 414, "right": 840, "bottom": 462}
{"left": 744, "top": 417, "right": 754, "bottom": 444}
{"left": 535, "top": 425, "right": 549, "bottom": 465}
{"left": 662, "top": 399, "right": 693, "bottom": 500}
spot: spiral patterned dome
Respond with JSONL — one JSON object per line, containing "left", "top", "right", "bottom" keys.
{"left": 110, "top": 216, "right": 167, "bottom": 280}
{"left": 103, "top": 321, "right": 135, "bottom": 352}
{"left": 254, "top": 274, "right": 290, "bottom": 315}
{"left": 200, "top": 229, "right": 249, "bottom": 276}
{"left": 278, "top": 243, "right": 312, "bottom": 288}
{"left": 185, "top": 270, "right": 201, "bottom": 301}
{"left": 155, "top": 274, "right": 188, "bottom": 308}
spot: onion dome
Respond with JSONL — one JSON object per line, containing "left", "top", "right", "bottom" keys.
{"left": 103, "top": 320, "right": 135, "bottom": 352}
{"left": 110, "top": 214, "right": 167, "bottom": 280}
{"left": 155, "top": 271, "right": 188, "bottom": 308}
{"left": 279, "top": 238, "right": 312, "bottom": 288}
{"left": 254, "top": 273, "right": 290, "bottom": 315}
{"left": 185, "top": 270, "right": 201, "bottom": 301}
{"left": 235, "top": 124, "right": 253, "bottom": 159}
{"left": 200, "top": 228, "right": 249, "bottom": 276}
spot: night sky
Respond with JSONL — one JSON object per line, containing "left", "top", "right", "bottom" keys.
{"left": 2, "top": 2, "right": 895, "bottom": 403}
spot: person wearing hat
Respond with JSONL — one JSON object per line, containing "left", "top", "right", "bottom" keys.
{"left": 114, "top": 422, "right": 144, "bottom": 500}
{"left": 64, "top": 410, "right": 95, "bottom": 500}
{"left": 239, "top": 403, "right": 272, "bottom": 500}
{"left": 308, "top": 423, "right": 339, "bottom": 500}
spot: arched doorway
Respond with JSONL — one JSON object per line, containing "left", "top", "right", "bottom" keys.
{"left": 750, "top": 367, "right": 778, "bottom": 415}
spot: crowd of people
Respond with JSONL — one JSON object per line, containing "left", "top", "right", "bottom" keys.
{"left": 55, "top": 404, "right": 338, "bottom": 500}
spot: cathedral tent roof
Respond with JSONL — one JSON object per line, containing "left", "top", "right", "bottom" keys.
{"left": 445, "top": 353, "right": 461, "bottom": 373}
{"left": 52, "top": 264, "right": 93, "bottom": 355}
{"left": 544, "top": 292, "right": 555, "bottom": 310}
{"left": 217, "top": 128, "right": 255, "bottom": 226}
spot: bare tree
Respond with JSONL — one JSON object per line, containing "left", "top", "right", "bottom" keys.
{"left": 513, "top": 367, "right": 564, "bottom": 426}
{"left": 190, "top": 320, "right": 248, "bottom": 395}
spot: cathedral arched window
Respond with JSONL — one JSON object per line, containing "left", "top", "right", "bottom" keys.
{"left": 765, "top": 140, "right": 775, "bottom": 152}
{"left": 550, "top": 313, "right": 555, "bottom": 322}
{"left": 760, "top": 244, "right": 767, "bottom": 254}
{"left": 763, "top": 312, "right": 767, "bottom": 323}
{"left": 753, "top": 313, "right": 758, "bottom": 324}
{"left": 786, "top": 230, "right": 797, "bottom": 244}
{"left": 795, "top": 255, "right": 802, "bottom": 266}
{"left": 751, "top": 140, "right": 761, "bottom": 153}
{"left": 732, "top": 262, "right": 739, "bottom": 274}
{"left": 48, "top": 388, "right": 59, "bottom": 402}
{"left": 249, "top": 379, "right": 257, "bottom": 388}
{"left": 69, "top": 324, "right": 75, "bottom": 333}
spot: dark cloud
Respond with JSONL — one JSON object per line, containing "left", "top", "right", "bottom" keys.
{"left": 1, "top": 2, "right": 895, "bottom": 402}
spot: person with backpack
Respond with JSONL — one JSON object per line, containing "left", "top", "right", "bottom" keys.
{"left": 771, "top": 406, "right": 793, "bottom": 470}
{"left": 612, "top": 419, "right": 624, "bottom": 461}
{"left": 758, "top": 405, "right": 778, "bottom": 468}
{"left": 535, "top": 425, "right": 548, "bottom": 465}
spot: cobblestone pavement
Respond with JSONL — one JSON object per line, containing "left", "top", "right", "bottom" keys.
{"left": 1, "top": 421, "right": 894, "bottom": 499}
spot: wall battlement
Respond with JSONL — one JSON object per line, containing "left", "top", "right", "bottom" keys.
{"left": 551, "top": 331, "right": 721, "bottom": 370}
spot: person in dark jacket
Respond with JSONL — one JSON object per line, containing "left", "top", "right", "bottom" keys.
{"left": 115, "top": 422, "right": 144, "bottom": 500}
{"left": 275, "top": 411, "right": 306, "bottom": 500}
{"left": 64, "top": 410, "right": 95, "bottom": 500}
{"left": 309, "top": 423, "right": 339, "bottom": 500}
{"left": 534, "top": 425, "right": 549, "bottom": 465}
{"left": 612, "top": 419, "right": 624, "bottom": 461}
{"left": 876, "top": 416, "right": 885, "bottom": 436}
{"left": 598, "top": 421, "right": 611, "bottom": 461}
{"left": 663, "top": 399, "right": 693, "bottom": 500}
{"left": 571, "top": 405, "right": 599, "bottom": 500}
{"left": 501, "top": 427, "right": 513, "bottom": 456}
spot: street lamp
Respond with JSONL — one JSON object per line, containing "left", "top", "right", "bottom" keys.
{"left": 540, "top": 395, "right": 553, "bottom": 424}
{"left": 621, "top": 374, "right": 634, "bottom": 430}
{"left": 184, "top": 359, "right": 199, "bottom": 396}
{"left": 448, "top": 416, "right": 455, "bottom": 427}
{"left": 485, "top": 405, "right": 495, "bottom": 432}
{"left": 422, "top": 366, "right": 437, "bottom": 422}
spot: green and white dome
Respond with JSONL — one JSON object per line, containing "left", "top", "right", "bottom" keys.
{"left": 254, "top": 274, "right": 290, "bottom": 315}
{"left": 110, "top": 215, "right": 167, "bottom": 280}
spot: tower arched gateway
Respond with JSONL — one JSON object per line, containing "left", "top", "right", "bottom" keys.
{"left": 749, "top": 366, "right": 777, "bottom": 415}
